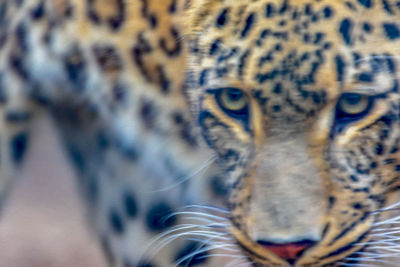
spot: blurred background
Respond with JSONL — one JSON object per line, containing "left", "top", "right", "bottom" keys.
{"left": 0, "top": 116, "right": 107, "bottom": 267}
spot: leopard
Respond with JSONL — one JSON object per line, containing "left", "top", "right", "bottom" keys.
{"left": 0, "top": 0, "right": 400, "bottom": 266}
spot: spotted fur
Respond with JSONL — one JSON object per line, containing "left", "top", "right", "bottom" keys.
{"left": 1, "top": 0, "right": 400, "bottom": 266}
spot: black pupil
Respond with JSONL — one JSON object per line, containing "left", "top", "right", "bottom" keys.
{"left": 227, "top": 89, "right": 243, "bottom": 102}
{"left": 342, "top": 93, "right": 362, "bottom": 106}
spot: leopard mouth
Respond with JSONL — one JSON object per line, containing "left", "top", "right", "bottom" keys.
{"left": 234, "top": 237, "right": 367, "bottom": 267}
{"left": 230, "top": 224, "right": 373, "bottom": 267}
{"left": 235, "top": 238, "right": 317, "bottom": 267}
{"left": 230, "top": 227, "right": 293, "bottom": 267}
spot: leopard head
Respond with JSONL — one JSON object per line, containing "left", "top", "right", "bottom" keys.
{"left": 183, "top": 0, "right": 400, "bottom": 266}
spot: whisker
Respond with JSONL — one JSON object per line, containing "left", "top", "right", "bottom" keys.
{"left": 176, "top": 248, "right": 248, "bottom": 267}
{"left": 141, "top": 224, "right": 218, "bottom": 259}
{"left": 363, "top": 246, "right": 400, "bottom": 253}
{"left": 356, "top": 240, "right": 400, "bottom": 247}
{"left": 371, "top": 200, "right": 400, "bottom": 216}
{"left": 205, "top": 253, "right": 248, "bottom": 259}
{"left": 351, "top": 252, "right": 400, "bottom": 259}
{"left": 146, "top": 231, "right": 231, "bottom": 262}
{"left": 164, "top": 211, "right": 229, "bottom": 223}
{"left": 225, "top": 258, "right": 246, "bottom": 267}
{"left": 152, "top": 155, "right": 217, "bottom": 192}
{"left": 343, "top": 257, "right": 394, "bottom": 264}
{"left": 372, "top": 231, "right": 400, "bottom": 242}
{"left": 337, "top": 262, "right": 378, "bottom": 267}
{"left": 184, "top": 237, "right": 237, "bottom": 248}
{"left": 179, "top": 204, "right": 230, "bottom": 214}
{"left": 180, "top": 217, "right": 229, "bottom": 228}
{"left": 174, "top": 240, "right": 234, "bottom": 267}
{"left": 372, "top": 227, "right": 400, "bottom": 232}
{"left": 231, "top": 259, "right": 253, "bottom": 267}
{"left": 373, "top": 215, "right": 400, "bottom": 226}
{"left": 371, "top": 230, "right": 400, "bottom": 237}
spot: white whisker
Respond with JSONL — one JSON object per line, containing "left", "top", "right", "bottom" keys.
{"left": 140, "top": 224, "right": 220, "bottom": 260}
{"left": 372, "top": 227, "right": 400, "bottom": 232}
{"left": 337, "top": 262, "right": 377, "bottom": 267}
{"left": 152, "top": 156, "right": 217, "bottom": 192}
{"left": 174, "top": 240, "right": 234, "bottom": 267}
{"left": 344, "top": 257, "right": 394, "bottom": 264}
{"left": 180, "top": 217, "right": 229, "bottom": 228}
{"left": 146, "top": 231, "right": 231, "bottom": 261}
{"left": 165, "top": 211, "right": 229, "bottom": 223}
{"left": 179, "top": 204, "right": 230, "bottom": 214}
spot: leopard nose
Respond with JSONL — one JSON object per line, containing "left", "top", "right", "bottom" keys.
{"left": 256, "top": 240, "right": 315, "bottom": 263}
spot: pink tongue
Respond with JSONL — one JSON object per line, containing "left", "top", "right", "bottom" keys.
{"left": 261, "top": 243, "right": 308, "bottom": 260}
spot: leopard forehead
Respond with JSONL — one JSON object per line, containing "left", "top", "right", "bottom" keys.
{"left": 186, "top": 0, "right": 400, "bottom": 120}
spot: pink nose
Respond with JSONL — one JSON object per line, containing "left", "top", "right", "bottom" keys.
{"left": 257, "top": 240, "right": 315, "bottom": 262}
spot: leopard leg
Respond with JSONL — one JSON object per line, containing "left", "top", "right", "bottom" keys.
{"left": 0, "top": 70, "right": 35, "bottom": 214}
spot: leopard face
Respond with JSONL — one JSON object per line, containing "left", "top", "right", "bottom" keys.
{"left": 184, "top": 0, "right": 400, "bottom": 266}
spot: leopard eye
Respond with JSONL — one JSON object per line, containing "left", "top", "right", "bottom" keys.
{"left": 216, "top": 87, "right": 249, "bottom": 118}
{"left": 336, "top": 93, "right": 373, "bottom": 119}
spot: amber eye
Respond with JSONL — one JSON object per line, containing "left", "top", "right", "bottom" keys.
{"left": 336, "top": 93, "right": 373, "bottom": 120}
{"left": 216, "top": 88, "right": 249, "bottom": 118}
